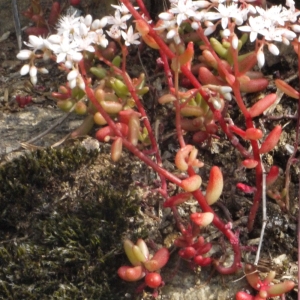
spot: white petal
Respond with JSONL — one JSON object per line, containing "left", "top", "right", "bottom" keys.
{"left": 204, "top": 26, "right": 216, "bottom": 36}
{"left": 29, "top": 65, "right": 37, "bottom": 77}
{"left": 67, "top": 69, "right": 78, "bottom": 81}
{"left": 159, "top": 12, "right": 174, "bottom": 21}
{"left": 20, "top": 64, "right": 30, "bottom": 76}
{"left": 69, "top": 78, "right": 76, "bottom": 89}
{"left": 72, "top": 52, "right": 83, "bottom": 61}
{"left": 30, "top": 76, "right": 37, "bottom": 85}
{"left": 291, "top": 24, "right": 300, "bottom": 33}
{"left": 91, "top": 19, "right": 101, "bottom": 30}
{"left": 166, "top": 29, "right": 176, "bottom": 39}
{"left": 268, "top": 43, "right": 279, "bottom": 55}
{"left": 257, "top": 50, "right": 265, "bottom": 68}
{"left": 219, "top": 86, "right": 232, "bottom": 94}
{"left": 16, "top": 50, "right": 33, "bottom": 60}
{"left": 231, "top": 35, "right": 239, "bottom": 49}
{"left": 84, "top": 15, "right": 93, "bottom": 27}
{"left": 99, "top": 17, "right": 108, "bottom": 28}
{"left": 28, "top": 35, "right": 44, "bottom": 48}
{"left": 38, "top": 67, "right": 49, "bottom": 74}
{"left": 223, "top": 92, "right": 232, "bottom": 101}
{"left": 56, "top": 52, "right": 66, "bottom": 63}
{"left": 191, "top": 22, "right": 199, "bottom": 30}
{"left": 47, "top": 34, "right": 62, "bottom": 44}
{"left": 249, "top": 32, "right": 257, "bottom": 43}
{"left": 78, "top": 76, "right": 85, "bottom": 90}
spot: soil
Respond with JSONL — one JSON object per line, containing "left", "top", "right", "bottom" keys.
{"left": 0, "top": 1, "right": 298, "bottom": 300}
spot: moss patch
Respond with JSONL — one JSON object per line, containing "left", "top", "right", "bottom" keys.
{"left": 0, "top": 145, "right": 142, "bottom": 299}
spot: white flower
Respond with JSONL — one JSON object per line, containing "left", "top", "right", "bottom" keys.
{"left": 214, "top": 3, "right": 243, "bottom": 29}
{"left": 75, "top": 35, "right": 95, "bottom": 52}
{"left": 238, "top": 16, "right": 266, "bottom": 42}
{"left": 24, "top": 35, "right": 45, "bottom": 52}
{"left": 107, "top": 9, "right": 131, "bottom": 30}
{"left": 256, "top": 5, "right": 284, "bottom": 26}
{"left": 94, "top": 29, "right": 109, "bottom": 48}
{"left": 121, "top": 26, "right": 140, "bottom": 46}
{"left": 111, "top": 2, "right": 138, "bottom": 14}
{"left": 50, "top": 36, "right": 82, "bottom": 64}
{"left": 169, "top": 0, "right": 197, "bottom": 26}
{"left": 106, "top": 25, "right": 122, "bottom": 39}
{"left": 57, "top": 12, "right": 81, "bottom": 37}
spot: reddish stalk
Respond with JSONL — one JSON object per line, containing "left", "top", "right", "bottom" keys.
{"left": 119, "top": 0, "right": 242, "bottom": 274}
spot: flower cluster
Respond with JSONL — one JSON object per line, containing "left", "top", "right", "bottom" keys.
{"left": 17, "top": 5, "right": 141, "bottom": 87}
{"left": 157, "top": 0, "right": 300, "bottom": 66}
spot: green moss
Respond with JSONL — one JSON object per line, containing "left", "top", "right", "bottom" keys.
{"left": 0, "top": 146, "right": 142, "bottom": 299}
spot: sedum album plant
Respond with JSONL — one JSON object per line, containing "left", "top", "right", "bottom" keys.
{"left": 16, "top": 0, "right": 298, "bottom": 298}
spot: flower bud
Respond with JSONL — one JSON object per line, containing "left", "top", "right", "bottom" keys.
{"left": 268, "top": 43, "right": 279, "bottom": 56}
{"left": 20, "top": 64, "right": 30, "bottom": 76}
{"left": 257, "top": 49, "right": 265, "bottom": 68}
{"left": 17, "top": 49, "right": 33, "bottom": 60}
{"left": 67, "top": 69, "right": 78, "bottom": 81}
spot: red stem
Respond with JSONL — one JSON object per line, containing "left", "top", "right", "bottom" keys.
{"left": 120, "top": 0, "right": 242, "bottom": 274}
